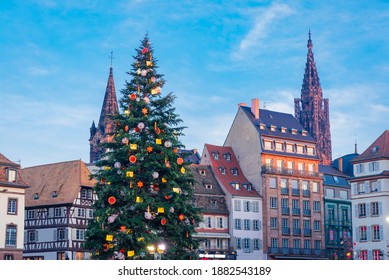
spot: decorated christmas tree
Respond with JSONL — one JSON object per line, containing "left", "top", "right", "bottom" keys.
{"left": 84, "top": 35, "right": 201, "bottom": 260}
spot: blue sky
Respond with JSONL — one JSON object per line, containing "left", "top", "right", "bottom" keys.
{"left": 1, "top": 0, "right": 388, "bottom": 168}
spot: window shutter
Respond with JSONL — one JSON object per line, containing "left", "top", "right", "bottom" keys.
{"left": 368, "top": 250, "right": 372, "bottom": 260}
{"left": 368, "top": 163, "right": 372, "bottom": 172}
{"left": 366, "top": 203, "right": 370, "bottom": 217}
{"left": 367, "top": 226, "right": 371, "bottom": 241}
{"left": 377, "top": 181, "right": 381, "bottom": 192}
{"left": 351, "top": 183, "right": 356, "bottom": 195}
{"left": 354, "top": 227, "right": 358, "bottom": 241}
{"left": 379, "top": 202, "right": 383, "bottom": 216}
{"left": 53, "top": 229, "right": 57, "bottom": 241}
{"left": 48, "top": 208, "right": 54, "bottom": 218}
{"left": 24, "top": 231, "right": 27, "bottom": 244}
{"left": 259, "top": 239, "right": 263, "bottom": 250}
{"left": 380, "top": 225, "right": 383, "bottom": 241}
{"left": 36, "top": 230, "right": 39, "bottom": 242}
{"left": 250, "top": 239, "right": 254, "bottom": 253}
{"left": 65, "top": 228, "right": 69, "bottom": 240}
{"left": 354, "top": 205, "right": 358, "bottom": 218}
{"left": 364, "top": 182, "right": 369, "bottom": 193}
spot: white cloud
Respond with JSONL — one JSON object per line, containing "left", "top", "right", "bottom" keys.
{"left": 232, "top": 3, "right": 293, "bottom": 59}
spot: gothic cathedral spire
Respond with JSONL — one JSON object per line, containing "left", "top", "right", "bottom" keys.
{"left": 294, "top": 32, "right": 332, "bottom": 165}
{"left": 89, "top": 63, "right": 119, "bottom": 163}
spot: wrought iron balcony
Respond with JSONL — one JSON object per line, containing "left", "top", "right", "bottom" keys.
{"left": 281, "top": 187, "right": 289, "bottom": 195}
{"left": 281, "top": 207, "right": 290, "bottom": 215}
{"left": 303, "top": 209, "right": 311, "bottom": 216}
{"left": 292, "top": 208, "right": 301, "bottom": 216}
{"left": 292, "top": 228, "right": 301, "bottom": 236}
{"left": 303, "top": 229, "right": 312, "bottom": 236}
{"left": 267, "top": 247, "right": 327, "bottom": 258}
{"left": 282, "top": 227, "right": 291, "bottom": 235}
{"left": 262, "top": 165, "right": 320, "bottom": 178}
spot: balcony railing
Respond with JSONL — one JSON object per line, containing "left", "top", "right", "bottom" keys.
{"left": 281, "top": 187, "right": 289, "bottom": 195}
{"left": 281, "top": 207, "right": 290, "bottom": 215}
{"left": 267, "top": 247, "right": 327, "bottom": 258}
{"left": 292, "top": 208, "right": 300, "bottom": 216}
{"left": 292, "top": 189, "right": 300, "bottom": 196}
{"left": 282, "top": 227, "right": 290, "bottom": 235}
{"left": 292, "top": 228, "right": 301, "bottom": 236}
{"left": 302, "top": 189, "right": 311, "bottom": 197}
{"left": 262, "top": 166, "right": 320, "bottom": 178}
{"left": 303, "top": 229, "right": 312, "bottom": 236}
{"left": 303, "top": 209, "right": 311, "bottom": 217}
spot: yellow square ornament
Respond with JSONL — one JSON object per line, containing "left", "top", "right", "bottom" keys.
{"left": 156, "top": 138, "right": 162, "bottom": 145}
{"left": 130, "top": 143, "right": 137, "bottom": 150}
{"left": 126, "top": 171, "right": 134, "bottom": 178}
{"left": 127, "top": 250, "right": 135, "bottom": 257}
{"left": 158, "top": 207, "right": 165, "bottom": 213}
{"left": 106, "top": 234, "right": 113, "bottom": 241}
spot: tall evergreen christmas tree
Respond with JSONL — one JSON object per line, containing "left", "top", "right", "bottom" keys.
{"left": 84, "top": 35, "right": 201, "bottom": 260}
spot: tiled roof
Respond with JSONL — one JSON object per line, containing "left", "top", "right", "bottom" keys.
{"left": 189, "top": 164, "right": 229, "bottom": 214}
{"left": 0, "top": 153, "right": 19, "bottom": 167}
{"left": 319, "top": 164, "right": 348, "bottom": 178}
{"left": 179, "top": 149, "right": 201, "bottom": 164}
{"left": 204, "top": 144, "right": 260, "bottom": 198}
{"left": 241, "top": 106, "right": 316, "bottom": 143}
{"left": 351, "top": 130, "right": 389, "bottom": 162}
{"left": 22, "top": 160, "right": 96, "bottom": 207}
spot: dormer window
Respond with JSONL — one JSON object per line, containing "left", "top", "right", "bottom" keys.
{"left": 231, "top": 182, "right": 240, "bottom": 190}
{"left": 264, "top": 140, "right": 273, "bottom": 150}
{"left": 212, "top": 152, "right": 219, "bottom": 160}
{"left": 243, "top": 183, "right": 252, "bottom": 191}
{"left": 52, "top": 191, "right": 58, "bottom": 198}
{"left": 291, "top": 128, "right": 297, "bottom": 135}
{"left": 270, "top": 125, "right": 277, "bottom": 131}
{"left": 280, "top": 127, "right": 287, "bottom": 133}
{"left": 219, "top": 166, "right": 226, "bottom": 175}
{"left": 33, "top": 193, "right": 39, "bottom": 200}
{"left": 307, "top": 146, "right": 315, "bottom": 155}
{"left": 259, "top": 123, "right": 266, "bottom": 130}
{"left": 231, "top": 168, "right": 238, "bottom": 176}
{"left": 199, "top": 169, "right": 207, "bottom": 176}
{"left": 223, "top": 153, "right": 231, "bottom": 161}
{"left": 301, "top": 130, "right": 308, "bottom": 136}
{"left": 6, "top": 168, "right": 17, "bottom": 182}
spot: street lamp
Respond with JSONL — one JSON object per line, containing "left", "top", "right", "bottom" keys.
{"left": 148, "top": 243, "right": 166, "bottom": 260}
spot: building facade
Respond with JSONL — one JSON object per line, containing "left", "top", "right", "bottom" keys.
{"left": 201, "top": 144, "right": 265, "bottom": 260}
{"left": 21, "top": 160, "right": 96, "bottom": 260}
{"left": 320, "top": 164, "right": 353, "bottom": 259}
{"left": 224, "top": 99, "right": 326, "bottom": 259}
{"left": 349, "top": 130, "right": 389, "bottom": 260}
{"left": 294, "top": 32, "right": 332, "bottom": 166}
{"left": 89, "top": 65, "right": 119, "bottom": 163}
{"left": 189, "top": 164, "right": 234, "bottom": 259}
{"left": 0, "top": 153, "right": 29, "bottom": 260}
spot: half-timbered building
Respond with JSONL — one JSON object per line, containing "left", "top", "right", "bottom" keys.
{"left": 21, "top": 160, "right": 96, "bottom": 260}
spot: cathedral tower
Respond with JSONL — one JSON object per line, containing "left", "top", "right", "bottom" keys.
{"left": 89, "top": 63, "right": 119, "bottom": 163}
{"left": 294, "top": 32, "right": 332, "bottom": 165}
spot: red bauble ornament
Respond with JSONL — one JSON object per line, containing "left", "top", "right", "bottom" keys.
{"left": 178, "top": 214, "right": 185, "bottom": 221}
{"left": 108, "top": 196, "right": 116, "bottom": 205}
{"left": 161, "top": 218, "right": 167, "bottom": 225}
{"left": 142, "top": 47, "right": 148, "bottom": 54}
{"left": 130, "top": 93, "right": 137, "bottom": 100}
{"left": 177, "top": 157, "right": 184, "bottom": 165}
{"left": 129, "top": 155, "right": 137, "bottom": 163}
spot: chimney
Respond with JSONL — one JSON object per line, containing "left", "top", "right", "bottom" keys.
{"left": 338, "top": 157, "right": 343, "bottom": 172}
{"left": 251, "top": 98, "right": 260, "bottom": 119}
{"left": 238, "top": 102, "right": 247, "bottom": 108}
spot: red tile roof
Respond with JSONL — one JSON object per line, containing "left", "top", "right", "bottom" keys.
{"left": 22, "top": 160, "right": 96, "bottom": 207}
{"left": 352, "top": 130, "right": 389, "bottom": 162}
{"left": 0, "top": 153, "right": 19, "bottom": 167}
{"left": 204, "top": 144, "right": 260, "bottom": 198}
